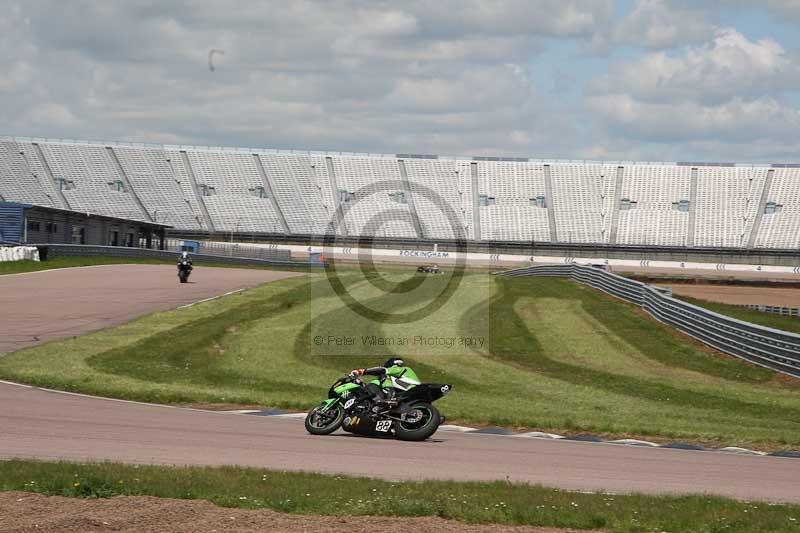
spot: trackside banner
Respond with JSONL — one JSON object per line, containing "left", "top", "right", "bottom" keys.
{"left": 0, "top": 246, "right": 40, "bottom": 262}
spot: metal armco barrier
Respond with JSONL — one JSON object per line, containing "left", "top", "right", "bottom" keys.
{"left": 496, "top": 264, "right": 800, "bottom": 378}
{"left": 37, "top": 244, "right": 323, "bottom": 269}
{"left": 167, "top": 240, "right": 295, "bottom": 262}
{"left": 742, "top": 304, "right": 800, "bottom": 317}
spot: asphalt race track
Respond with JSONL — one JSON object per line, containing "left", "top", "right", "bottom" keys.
{"left": 2, "top": 264, "right": 800, "bottom": 503}
{"left": 0, "top": 264, "right": 302, "bottom": 355}
{"left": 2, "top": 381, "right": 800, "bottom": 503}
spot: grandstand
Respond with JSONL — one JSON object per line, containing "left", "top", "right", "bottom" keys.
{"left": 1, "top": 136, "right": 799, "bottom": 250}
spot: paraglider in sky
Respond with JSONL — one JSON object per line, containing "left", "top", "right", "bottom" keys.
{"left": 208, "top": 49, "right": 225, "bottom": 71}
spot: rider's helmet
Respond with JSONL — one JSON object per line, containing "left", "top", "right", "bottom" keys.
{"left": 181, "top": 251, "right": 189, "bottom": 260}
{"left": 384, "top": 357, "right": 404, "bottom": 368}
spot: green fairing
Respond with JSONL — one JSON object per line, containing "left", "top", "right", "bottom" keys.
{"left": 320, "top": 398, "right": 338, "bottom": 410}
{"left": 333, "top": 382, "right": 360, "bottom": 395}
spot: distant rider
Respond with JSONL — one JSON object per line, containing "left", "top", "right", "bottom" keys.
{"left": 177, "top": 251, "right": 193, "bottom": 269}
{"left": 349, "top": 358, "right": 422, "bottom": 403}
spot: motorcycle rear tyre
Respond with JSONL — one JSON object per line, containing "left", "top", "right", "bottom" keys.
{"left": 394, "top": 402, "right": 441, "bottom": 441}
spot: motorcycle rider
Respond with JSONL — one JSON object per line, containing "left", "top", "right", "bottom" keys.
{"left": 177, "top": 251, "right": 194, "bottom": 282}
{"left": 177, "top": 251, "right": 193, "bottom": 269}
{"left": 349, "top": 357, "right": 421, "bottom": 404}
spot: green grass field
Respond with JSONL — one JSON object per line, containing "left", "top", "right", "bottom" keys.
{"left": 3, "top": 460, "right": 800, "bottom": 532}
{"left": 2, "top": 264, "right": 800, "bottom": 449}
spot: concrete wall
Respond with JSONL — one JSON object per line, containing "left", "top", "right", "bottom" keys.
{"left": 169, "top": 230, "right": 800, "bottom": 267}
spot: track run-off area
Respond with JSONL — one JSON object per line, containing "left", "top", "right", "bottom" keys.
{"left": 1, "top": 264, "right": 800, "bottom": 504}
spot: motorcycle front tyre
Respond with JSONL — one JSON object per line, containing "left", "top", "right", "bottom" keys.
{"left": 304, "top": 403, "right": 345, "bottom": 435}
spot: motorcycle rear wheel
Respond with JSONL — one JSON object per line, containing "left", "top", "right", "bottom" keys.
{"left": 304, "top": 403, "right": 344, "bottom": 435}
{"left": 394, "top": 402, "right": 441, "bottom": 441}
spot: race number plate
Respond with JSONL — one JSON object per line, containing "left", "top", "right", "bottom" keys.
{"left": 375, "top": 420, "right": 392, "bottom": 432}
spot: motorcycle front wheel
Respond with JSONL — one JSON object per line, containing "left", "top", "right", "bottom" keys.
{"left": 304, "top": 403, "right": 344, "bottom": 435}
{"left": 394, "top": 402, "right": 441, "bottom": 441}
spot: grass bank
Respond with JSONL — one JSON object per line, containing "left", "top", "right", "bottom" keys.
{"left": 2, "top": 268, "right": 800, "bottom": 449}
{"left": 0, "top": 256, "right": 170, "bottom": 275}
{"left": 2, "top": 460, "right": 799, "bottom": 532}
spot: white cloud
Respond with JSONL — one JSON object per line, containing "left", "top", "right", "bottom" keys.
{"left": 385, "top": 65, "right": 534, "bottom": 113}
{"left": 409, "top": 0, "right": 614, "bottom": 38}
{"left": 613, "top": 0, "right": 715, "bottom": 49}
{"left": 586, "top": 25, "right": 800, "bottom": 161}
{"left": 0, "top": 0, "right": 596, "bottom": 157}
{"left": 587, "top": 93, "right": 800, "bottom": 142}
{"left": 0, "top": 61, "right": 34, "bottom": 90}
{"left": 716, "top": 0, "right": 800, "bottom": 25}
{"left": 2, "top": 0, "right": 800, "bottom": 164}
{"left": 28, "top": 103, "right": 80, "bottom": 127}
{"left": 355, "top": 9, "right": 418, "bottom": 37}
{"left": 594, "top": 28, "right": 799, "bottom": 103}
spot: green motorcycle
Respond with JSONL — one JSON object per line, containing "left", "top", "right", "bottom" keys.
{"left": 304, "top": 373, "right": 451, "bottom": 441}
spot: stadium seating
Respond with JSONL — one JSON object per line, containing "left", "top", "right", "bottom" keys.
{"left": 112, "top": 147, "right": 202, "bottom": 229}
{"left": 256, "top": 153, "right": 334, "bottom": 235}
{"left": 694, "top": 167, "right": 766, "bottom": 248}
{"left": 479, "top": 161, "right": 550, "bottom": 242}
{"left": 0, "top": 141, "right": 60, "bottom": 208}
{"left": 403, "top": 159, "right": 470, "bottom": 240}
{"left": 184, "top": 150, "right": 285, "bottom": 233}
{"left": 550, "top": 163, "right": 617, "bottom": 244}
{"left": 615, "top": 165, "right": 691, "bottom": 247}
{"left": 1, "top": 137, "right": 798, "bottom": 250}
{"left": 755, "top": 167, "right": 800, "bottom": 249}
{"left": 332, "top": 156, "right": 417, "bottom": 238}
{"left": 38, "top": 142, "right": 147, "bottom": 221}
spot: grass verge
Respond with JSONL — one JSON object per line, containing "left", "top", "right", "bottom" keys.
{"left": 2, "top": 459, "right": 800, "bottom": 532}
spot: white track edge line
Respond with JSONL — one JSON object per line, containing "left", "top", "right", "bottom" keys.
{"left": 251, "top": 411, "right": 784, "bottom": 456}
{"left": 177, "top": 288, "right": 245, "bottom": 308}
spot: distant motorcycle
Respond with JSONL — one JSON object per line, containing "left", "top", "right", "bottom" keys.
{"left": 177, "top": 259, "right": 193, "bottom": 283}
{"left": 417, "top": 264, "right": 442, "bottom": 274}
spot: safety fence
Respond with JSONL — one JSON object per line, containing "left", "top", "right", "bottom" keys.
{"left": 165, "top": 239, "right": 313, "bottom": 262}
{"left": 34, "top": 244, "right": 322, "bottom": 269}
{"left": 742, "top": 304, "right": 800, "bottom": 317}
{"left": 496, "top": 264, "right": 800, "bottom": 378}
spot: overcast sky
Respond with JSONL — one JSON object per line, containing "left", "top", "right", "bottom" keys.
{"left": 2, "top": 1, "right": 800, "bottom": 163}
